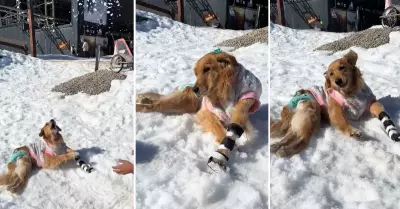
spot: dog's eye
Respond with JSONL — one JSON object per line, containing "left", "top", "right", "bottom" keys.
{"left": 330, "top": 72, "right": 333, "bottom": 76}
{"left": 204, "top": 67, "right": 210, "bottom": 73}
{"left": 339, "top": 66, "right": 345, "bottom": 71}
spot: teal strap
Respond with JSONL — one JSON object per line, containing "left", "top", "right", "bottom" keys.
{"left": 8, "top": 150, "right": 27, "bottom": 163}
{"left": 177, "top": 84, "right": 195, "bottom": 92}
{"left": 287, "top": 93, "right": 314, "bottom": 109}
{"left": 213, "top": 48, "right": 223, "bottom": 54}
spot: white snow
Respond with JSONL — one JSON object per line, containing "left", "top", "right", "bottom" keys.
{"left": 0, "top": 51, "right": 133, "bottom": 209}
{"left": 270, "top": 23, "right": 400, "bottom": 209}
{"left": 136, "top": 11, "right": 268, "bottom": 209}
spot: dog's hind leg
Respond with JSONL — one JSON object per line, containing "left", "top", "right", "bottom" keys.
{"left": 136, "top": 92, "right": 163, "bottom": 105}
{"left": 6, "top": 156, "right": 32, "bottom": 193}
{"left": 271, "top": 106, "right": 294, "bottom": 138}
{"left": 0, "top": 163, "right": 14, "bottom": 186}
{"left": 137, "top": 88, "right": 201, "bottom": 114}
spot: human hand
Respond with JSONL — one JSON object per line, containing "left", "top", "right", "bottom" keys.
{"left": 112, "top": 159, "right": 134, "bottom": 175}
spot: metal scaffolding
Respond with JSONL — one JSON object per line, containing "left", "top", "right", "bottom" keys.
{"left": 164, "top": 0, "right": 220, "bottom": 27}
{"left": 271, "top": 0, "right": 318, "bottom": 28}
{"left": 0, "top": 0, "right": 71, "bottom": 54}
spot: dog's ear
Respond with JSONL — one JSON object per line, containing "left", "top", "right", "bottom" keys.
{"left": 39, "top": 128, "right": 44, "bottom": 137}
{"left": 215, "top": 52, "right": 238, "bottom": 68}
{"left": 56, "top": 125, "right": 62, "bottom": 132}
{"left": 324, "top": 70, "right": 331, "bottom": 89}
{"left": 343, "top": 50, "right": 358, "bottom": 67}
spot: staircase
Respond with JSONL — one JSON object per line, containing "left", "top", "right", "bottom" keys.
{"left": 0, "top": 4, "right": 71, "bottom": 54}
{"left": 285, "top": 0, "right": 318, "bottom": 28}
{"left": 41, "top": 24, "right": 70, "bottom": 54}
{"left": 164, "top": 0, "right": 220, "bottom": 27}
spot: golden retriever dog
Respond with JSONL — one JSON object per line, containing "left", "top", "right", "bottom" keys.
{"left": 136, "top": 51, "right": 262, "bottom": 170}
{"left": 0, "top": 119, "right": 79, "bottom": 193}
{"left": 270, "top": 89, "right": 321, "bottom": 157}
{"left": 325, "top": 50, "right": 400, "bottom": 141}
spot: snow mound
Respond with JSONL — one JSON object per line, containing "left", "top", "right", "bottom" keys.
{"left": 271, "top": 24, "right": 400, "bottom": 209}
{"left": 136, "top": 10, "right": 268, "bottom": 209}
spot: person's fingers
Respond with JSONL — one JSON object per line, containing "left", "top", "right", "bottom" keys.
{"left": 113, "top": 168, "right": 121, "bottom": 174}
{"left": 112, "top": 165, "right": 121, "bottom": 169}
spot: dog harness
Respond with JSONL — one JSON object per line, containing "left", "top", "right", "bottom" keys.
{"left": 28, "top": 139, "right": 67, "bottom": 167}
{"left": 287, "top": 92, "right": 314, "bottom": 109}
{"left": 8, "top": 150, "right": 28, "bottom": 163}
{"left": 201, "top": 64, "right": 262, "bottom": 124}
{"left": 309, "top": 83, "right": 376, "bottom": 120}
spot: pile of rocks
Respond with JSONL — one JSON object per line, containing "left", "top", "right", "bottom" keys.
{"left": 315, "top": 28, "right": 397, "bottom": 52}
{"left": 52, "top": 70, "right": 127, "bottom": 96}
{"left": 217, "top": 27, "right": 268, "bottom": 50}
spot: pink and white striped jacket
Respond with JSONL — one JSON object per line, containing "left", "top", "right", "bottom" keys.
{"left": 28, "top": 139, "right": 67, "bottom": 167}
{"left": 201, "top": 64, "right": 262, "bottom": 124}
{"left": 309, "top": 83, "right": 376, "bottom": 120}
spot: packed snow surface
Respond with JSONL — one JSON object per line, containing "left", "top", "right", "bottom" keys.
{"left": 270, "top": 24, "right": 400, "bottom": 209}
{"left": 136, "top": 11, "right": 268, "bottom": 209}
{"left": 0, "top": 51, "right": 133, "bottom": 209}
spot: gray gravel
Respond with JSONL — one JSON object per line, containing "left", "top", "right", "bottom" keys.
{"left": 216, "top": 27, "right": 268, "bottom": 49}
{"left": 52, "top": 70, "right": 127, "bottom": 96}
{"left": 315, "top": 28, "right": 398, "bottom": 52}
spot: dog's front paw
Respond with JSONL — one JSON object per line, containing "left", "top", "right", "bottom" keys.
{"left": 67, "top": 151, "right": 80, "bottom": 161}
{"left": 207, "top": 150, "right": 229, "bottom": 172}
{"left": 349, "top": 127, "right": 362, "bottom": 139}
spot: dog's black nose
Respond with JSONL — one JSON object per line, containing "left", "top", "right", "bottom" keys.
{"left": 193, "top": 86, "right": 199, "bottom": 94}
{"left": 335, "top": 78, "right": 343, "bottom": 86}
{"left": 50, "top": 119, "right": 56, "bottom": 128}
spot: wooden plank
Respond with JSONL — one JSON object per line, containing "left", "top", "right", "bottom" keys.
{"left": 136, "top": 1, "right": 174, "bottom": 18}
{"left": 276, "top": 0, "right": 286, "bottom": 26}
{"left": 0, "top": 37, "right": 27, "bottom": 55}
{"left": 177, "top": 0, "right": 184, "bottom": 22}
{"left": 27, "top": 0, "right": 36, "bottom": 57}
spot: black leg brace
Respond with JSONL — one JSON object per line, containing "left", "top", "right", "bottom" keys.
{"left": 217, "top": 123, "right": 244, "bottom": 160}
{"left": 379, "top": 112, "right": 400, "bottom": 142}
{"left": 75, "top": 156, "right": 93, "bottom": 173}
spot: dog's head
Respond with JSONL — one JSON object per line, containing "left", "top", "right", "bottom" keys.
{"left": 39, "top": 119, "right": 63, "bottom": 144}
{"left": 192, "top": 51, "right": 238, "bottom": 104}
{"left": 324, "top": 50, "right": 363, "bottom": 95}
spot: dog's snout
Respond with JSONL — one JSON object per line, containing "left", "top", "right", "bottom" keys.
{"left": 335, "top": 78, "right": 343, "bottom": 86}
{"left": 50, "top": 119, "right": 56, "bottom": 128}
{"left": 193, "top": 86, "right": 199, "bottom": 94}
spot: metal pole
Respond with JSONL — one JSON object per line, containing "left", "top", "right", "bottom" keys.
{"left": 44, "top": 0, "right": 48, "bottom": 25}
{"left": 52, "top": 0, "right": 55, "bottom": 25}
{"left": 95, "top": 45, "right": 100, "bottom": 71}
{"left": 177, "top": 0, "right": 184, "bottom": 22}
{"left": 276, "top": 0, "right": 286, "bottom": 26}
{"left": 255, "top": 4, "right": 261, "bottom": 28}
{"left": 27, "top": 0, "right": 37, "bottom": 57}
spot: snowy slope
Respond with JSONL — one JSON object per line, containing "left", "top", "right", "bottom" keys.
{"left": 0, "top": 51, "right": 133, "bottom": 209}
{"left": 136, "top": 11, "right": 268, "bottom": 209}
{"left": 270, "top": 24, "right": 400, "bottom": 209}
